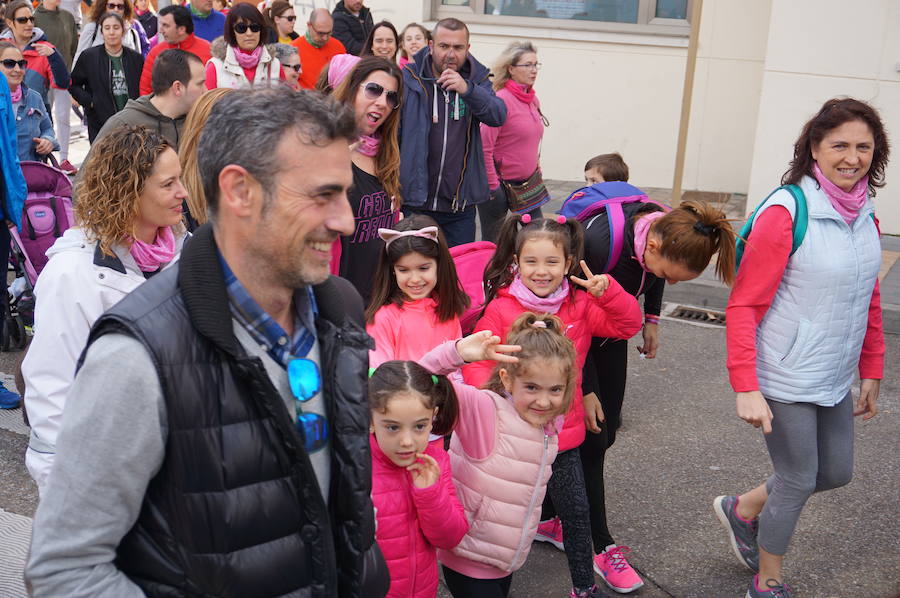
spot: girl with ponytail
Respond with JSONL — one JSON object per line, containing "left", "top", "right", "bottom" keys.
{"left": 466, "top": 213, "right": 642, "bottom": 598}
{"left": 577, "top": 196, "right": 736, "bottom": 593}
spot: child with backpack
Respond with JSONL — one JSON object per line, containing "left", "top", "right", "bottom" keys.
{"left": 366, "top": 215, "right": 471, "bottom": 368}
{"left": 422, "top": 315, "right": 601, "bottom": 597}
{"left": 368, "top": 360, "right": 469, "bottom": 598}
{"left": 463, "top": 215, "right": 642, "bottom": 598}
{"left": 555, "top": 152, "right": 736, "bottom": 593}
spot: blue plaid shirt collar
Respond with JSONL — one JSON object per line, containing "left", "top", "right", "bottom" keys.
{"left": 217, "top": 251, "right": 318, "bottom": 368}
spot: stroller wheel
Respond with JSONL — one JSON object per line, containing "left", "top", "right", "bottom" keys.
{"left": 0, "top": 319, "right": 10, "bottom": 352}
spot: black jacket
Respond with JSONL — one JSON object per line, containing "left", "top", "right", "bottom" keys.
{"left": 70, "top": 45, "right": 143, "bottom": 141}
{"left": 331, "top": 0, "right": 373, "bottom": 55}
{"left": 83, "top": 224, "right": 389, "bottom": 597}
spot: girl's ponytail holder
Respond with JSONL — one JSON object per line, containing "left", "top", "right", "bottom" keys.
{"left": 368, "top": 367, "right": 377, "bottom": 378}
{"left": 520, "top": 214, "right": 532, "bottom": 224}
{"left": 556, "top": 215, "right": 567, "bottom": 224}
{"left": 431, "top": 375, "right": 439, "bottom": 385}
{"left": 531, "top": 320, "right": 547, "bottom": 328}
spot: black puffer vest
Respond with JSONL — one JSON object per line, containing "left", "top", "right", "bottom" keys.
{"left": 81, "top": 225, "right": 388, "bottom": 597}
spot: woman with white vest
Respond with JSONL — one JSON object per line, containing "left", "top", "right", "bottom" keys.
{"left": 205, "top": 3, "right": 282, "bottom": 90}
{"left": 716, "top": 97, "right": 887, "bottom": 598}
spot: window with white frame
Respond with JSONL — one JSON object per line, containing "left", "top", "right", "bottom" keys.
{"left": 432, "top": 0, "right": 691, "bottom": 36}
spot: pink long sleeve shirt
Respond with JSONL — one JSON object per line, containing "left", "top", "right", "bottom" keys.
{"left": 480, "top": 86, "right": 544, "bottom": 190}
{"left": 367, "top": 298, "right": 463, "bottom": 369}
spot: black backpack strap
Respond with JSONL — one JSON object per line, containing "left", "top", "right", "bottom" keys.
{"left": 313, "top": 276, "right": 364, "bottom": 328}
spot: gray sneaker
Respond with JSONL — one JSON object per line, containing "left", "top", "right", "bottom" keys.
{"left": 746, "top": 576, "right": 794, "bottom": 598}
{"left": 713, "top": 495, "right": 759, "bottom": 571}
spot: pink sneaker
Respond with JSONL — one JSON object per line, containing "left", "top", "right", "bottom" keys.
{"left": 593, "top": 545, "right": 644, "bottom": 593}
{"left": 58, "top": 160, "right": 78, "bottom": 175}
{"left": 533, "top": 517, "right": 564, "bottom": 551}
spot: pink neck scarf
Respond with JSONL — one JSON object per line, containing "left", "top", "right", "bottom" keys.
{"left": 508, "top": 274, "right": 569, "bottom": 315}
{"left": 9, "top": 85, "right": 22, "bottom": 103}
{"left": 504, "top": 78, "right": 535, "bottom": 104}
{"left": 632, "top": 211, "right": 666, "bottom": 271}
{"left": 356, "top": 132, "right": 380, "bottom": 157}
{"left": 234, "top": 45, "right": 262, "bottom": 69}
{"left": 813, "top": 163, "right": 868, "bottom": 225}
{"left": 130, "top": 226, "right": 176, "bottom": 272}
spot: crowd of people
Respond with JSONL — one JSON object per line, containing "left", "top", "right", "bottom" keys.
{"left": 0, "top": 2, "right": 887, "bottom": 598}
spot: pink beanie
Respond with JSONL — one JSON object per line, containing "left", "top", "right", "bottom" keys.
{"left": 328, "top": 54, "right": 361, "bottom": 89}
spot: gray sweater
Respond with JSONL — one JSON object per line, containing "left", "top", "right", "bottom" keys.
{"left": 26, "top": 323, "right": 330, "bottom": 597}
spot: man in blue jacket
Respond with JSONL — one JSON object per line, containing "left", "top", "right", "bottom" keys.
{"left": 399, "top": 18, "right": 506, "bottom": 246}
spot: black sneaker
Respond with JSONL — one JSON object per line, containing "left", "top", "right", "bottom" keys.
{"left": 746, "top": 576, "right": 794, "bottom": 598}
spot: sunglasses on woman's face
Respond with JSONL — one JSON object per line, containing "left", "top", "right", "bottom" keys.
{"left": 280, "top": 15, "right": 296, "bottom": 21}
{"left": 0, "top": 58, "right": 27, "bottom": 69}
{"left": 106, "top": 3, "right": 125, "bottom": 9}
{"left": 360, "top": 81, "right": 399, "bottom": 110}
{"left": 285, "top": 63, "right": 302, "bottom": 72}
{"left": 14, "top": 16, "right": 35, "bottom": 24}
{"left": 233, "top": 22, "right": 261, "bottom": 34}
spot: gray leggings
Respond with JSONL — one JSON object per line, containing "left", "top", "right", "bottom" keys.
{"left": 759, "top": 393, "right": 854, "bottom": 555}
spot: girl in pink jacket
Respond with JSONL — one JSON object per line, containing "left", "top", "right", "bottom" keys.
{"left": 464, "top": 215, "right": 641, "bottom": 598}
{"left": 419, "top": 315, "right": 608, "bottom": 598}
{"left": 369, "top": 360, "right": 469, "bottom": 598}
{"left": 366, "top": 215, "right": 471, "bottom": 369}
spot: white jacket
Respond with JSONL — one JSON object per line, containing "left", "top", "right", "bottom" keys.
{"left": 208, "top": 43, "right": 281, "bottom": 90}
{"left": 22, "top": 227, "right": 184, "bottom": 493}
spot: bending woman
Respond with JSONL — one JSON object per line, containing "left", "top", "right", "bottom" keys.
{"left": 716, "top": 97, "right": 886, "bottom": 598}
{"left": 22, "top": 125, "right": 188, "bottom": 494}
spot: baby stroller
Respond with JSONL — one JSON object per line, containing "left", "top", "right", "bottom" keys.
{"left": 2, "top": 156, "right": 74, "bottom": 351}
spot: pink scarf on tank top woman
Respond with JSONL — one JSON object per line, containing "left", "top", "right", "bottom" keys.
{"left": 632, "top": 210, "right": 666, "bottom": 271}
{"left": 130, "top": 226, "right": 176, "bottom": 272}
{"left": 504, "top": 78, "right": 535, "bottom": 104}
{"left": 813, "top": 163, "right": 868, "bottom": 225}
{"left": 508, "top": 274, "right": 569, "bottom": 314}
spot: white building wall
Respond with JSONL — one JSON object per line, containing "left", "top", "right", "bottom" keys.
{"left": 747, "top": 0, "right": 900, "bottom": 233}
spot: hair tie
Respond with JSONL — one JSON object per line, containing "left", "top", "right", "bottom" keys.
{"left": 693, "top": 221, "right": 714, "bottom": 236}
{"left": 368, "top": 367, "right": 377, "bottom": 378}
{"left": 431, "top": 375, "right": 439, "bottom": 385}
{"left": 556, "top": 215, "right": 566, "bottom": 224}
{"left": 531, "top": 320, "right": 547, "bottom": 328}
{"left": 378, "top": 226, "right": 440, "bottom": 249}
{"left": 520, "top": 214, "right": 532, "bottom": 224}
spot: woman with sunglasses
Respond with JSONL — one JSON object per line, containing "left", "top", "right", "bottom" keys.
{"left": 329, "top": 55, "right": 403, "bottom": 304}
{"left": 265, "top": 0, "right": 298, "bottom": 44}
{"left": 206, "top": 3, "right": 282, "bottom": 90}
{"left": 0, "top": 41, "right": 58, "bottom": 161}
{"left": 74, "top": 0, "right": 149, "bottom": 63}
{"left": 22, "top": 124, "right": 187, "bottom": 494}
{"left": 0, "top": 0, "right": 69, "bottom": 113}
{"left": 70, "top": 12, "right": 143, "bottom": 142}
{"left": 273, "top": 43, "right": 301, "bottom": 90}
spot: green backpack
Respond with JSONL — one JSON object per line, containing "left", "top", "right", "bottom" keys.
{"left": 735, "top": 185, "right": 808, "bottom": 273}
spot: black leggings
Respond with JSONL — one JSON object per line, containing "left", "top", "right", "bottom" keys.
{"left": 477, "top": 184, "right": 544, "bottom": 244}
{"left": 580, "top": 337, "right": 629, "bottom": 551}
{"left": 442, "top": 565, "right": 513, "bottom": 598}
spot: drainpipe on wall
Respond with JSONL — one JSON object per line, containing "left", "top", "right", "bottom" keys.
{"left": 671, "top": 0, "right": 703, "bottom": 207}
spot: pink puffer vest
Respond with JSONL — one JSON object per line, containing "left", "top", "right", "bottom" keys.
{"left": 442, "top": 391, "right": 558, "bottom": 573}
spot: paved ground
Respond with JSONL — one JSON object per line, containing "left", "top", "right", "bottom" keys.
{"left": 0, "top": 129, "right": 897, "bottom": 597}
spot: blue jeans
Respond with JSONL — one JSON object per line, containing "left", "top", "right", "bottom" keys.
{"left": 403, "top": 205, "right": 477, "bottom": 247}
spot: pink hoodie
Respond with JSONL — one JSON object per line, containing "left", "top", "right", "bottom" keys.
{"left": 367, "top": 298, "right": 462, "bottom": 368}
{"left": 371, "top": 436, "right": 468, "bottom": 598}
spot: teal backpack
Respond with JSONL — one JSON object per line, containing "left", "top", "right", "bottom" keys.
{"left": 735, "top": 185, "right": 808, "bottom": 273}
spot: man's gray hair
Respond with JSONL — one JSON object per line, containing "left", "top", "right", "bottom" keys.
{"left": 272, "top": 42, "right": 298, "bottom": 64}
{"left": 198, "top": 89, "right": 357, "bottom": 219}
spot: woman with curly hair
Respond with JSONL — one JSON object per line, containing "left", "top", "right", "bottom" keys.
{"left": 178, "top": 86, "right": 233, "bottom": 231}
{"left": 21, "top": 125, "right": 188, "bottom": 495}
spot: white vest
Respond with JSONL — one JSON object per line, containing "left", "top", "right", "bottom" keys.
{"left": 209, "top": 45, "right": 280, "bottom": 90}
{"left": 752, "top": 175, "right": 881, "bottom": 406}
